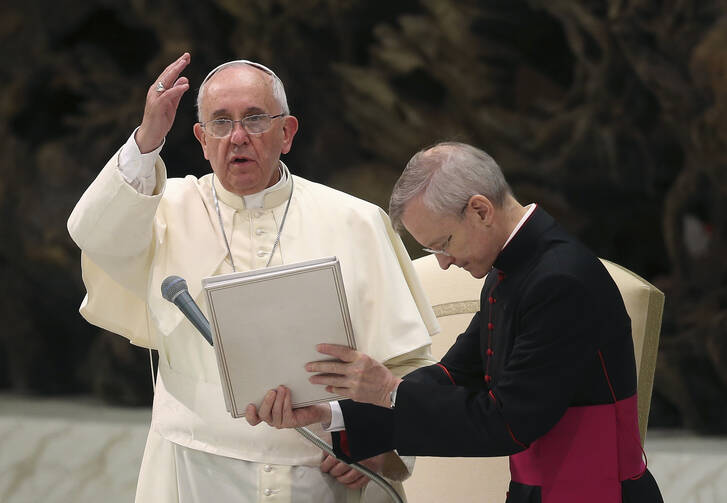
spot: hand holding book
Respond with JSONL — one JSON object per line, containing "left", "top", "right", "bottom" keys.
{"left": 307, "top": 344, "right": 403, "bottom": 409}
{"left": 244, "top": 385, "right": 332, "bottom": 428}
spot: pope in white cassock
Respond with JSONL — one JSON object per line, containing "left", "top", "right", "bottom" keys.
{"left": 67, "top": 53, "right": 438, "bottom": 503}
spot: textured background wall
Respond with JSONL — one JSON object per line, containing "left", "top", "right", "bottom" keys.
{"left": 1, "top": 0, "right": 726, "bottom": 433}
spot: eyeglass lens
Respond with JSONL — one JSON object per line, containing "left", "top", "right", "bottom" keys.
{"left": 205, "top": 115, "right": 275, "bottom": 137}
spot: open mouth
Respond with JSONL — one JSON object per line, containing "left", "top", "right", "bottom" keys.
{"left": 230, "top": 156, "right": 253, "bottom": 166}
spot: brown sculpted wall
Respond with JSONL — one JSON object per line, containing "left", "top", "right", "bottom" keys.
{"left": 1, "top": 0, "right": 725, "bottom": 432}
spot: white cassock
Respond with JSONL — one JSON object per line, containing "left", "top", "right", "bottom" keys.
{"left": 67, "top": 134, "right": 439, "bottom": 503}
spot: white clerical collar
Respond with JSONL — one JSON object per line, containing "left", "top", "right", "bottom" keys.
{"left": 213, "top": 161, "right": 292, "bottom": 211}
{"left": 503, "top": 203, "right": 537, "bottom": 249}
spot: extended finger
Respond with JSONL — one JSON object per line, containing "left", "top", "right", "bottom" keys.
{"left": 153, "top": 81, "right": 189, "bottom": 110}
{"left": 156, "top": 76, "right": 189, "bottom": 99}
{"left": 306, "top": 360, "right": 348, "bottom": 374}
{"left": 308, "top": 374, "right": 348, "bottom": 388}
{"left": 316, "top": 344, "right": 357, "bottom": 362}
{"left": 156, "top": 53, "right": 190, "bottom": 88}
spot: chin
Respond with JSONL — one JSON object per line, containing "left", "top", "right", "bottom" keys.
{"left": 227, "top": 174, "right": 264, "bottom": 195}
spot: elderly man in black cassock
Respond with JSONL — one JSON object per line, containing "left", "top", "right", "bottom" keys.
{"left": 247, "top": 142, "right": 664, "bottom": 503}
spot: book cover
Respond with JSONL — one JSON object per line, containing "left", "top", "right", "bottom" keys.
{"left": 202, "top": 257, "right": 356, "bottom": 417}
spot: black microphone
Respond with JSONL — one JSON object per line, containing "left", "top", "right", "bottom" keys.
{"left": 161, "top": 275, "right": 214, "bottom": 346}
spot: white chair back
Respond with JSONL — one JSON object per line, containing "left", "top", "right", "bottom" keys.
{"left": 405, "top": 255, "right": 509, "bottom": 503}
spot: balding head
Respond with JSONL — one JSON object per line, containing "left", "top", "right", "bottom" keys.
{"left": 196, "top": 60, "right": 289, "bottom": 122}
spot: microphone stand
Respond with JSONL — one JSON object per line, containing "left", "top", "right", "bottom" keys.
{"left": 161, "top": 282, "right": 403, "bottom": 503}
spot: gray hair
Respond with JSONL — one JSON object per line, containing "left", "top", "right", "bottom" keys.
{"left": 389, "top": 142, "right": 512, "bottom": 232}
{"left": 196, "top": 60, "right": 290, "bottom": 121}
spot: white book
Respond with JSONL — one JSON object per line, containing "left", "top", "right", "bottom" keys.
{"left": 202, "top": 257, "right": 356, "bottom": 418}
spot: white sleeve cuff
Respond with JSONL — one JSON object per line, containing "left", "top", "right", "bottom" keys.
{"left": 117, "top": 127, "right": 164, "bottom": 195}
{"left": 322, "top": 401, "right": 346, "bottom": 432}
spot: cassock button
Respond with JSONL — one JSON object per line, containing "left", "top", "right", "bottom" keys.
{"left": 498, "top": 271, "right": 506, "bottom": 280}
{"left": 263, "top": 488, "right": 273, "bottom": 496}
{"left": 263, "top": 464, "right": 273, "bottom": 472}
{"left": 484, "top": 375, "right": 492, "bottom": 383}
{"left": 488, "top": 297, "right": 496, "bottom": 304}
{"left": 487, "top": 322, "right": 494, "bottom": 330}
{"left": 486, "top": 348, "right": 494, "bottom": 356}
{"left": 257, "top": 249, "right": 268, "bottom": 257}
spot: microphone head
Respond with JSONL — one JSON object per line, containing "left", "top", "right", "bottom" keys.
{"left": 161, "top": 275, "right": 188, "bottom": 302}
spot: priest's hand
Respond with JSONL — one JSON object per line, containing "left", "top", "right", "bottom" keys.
{"left": 245, "top": 385, "right": 332, "bottom": 429}
{"left": 136, "top": 52, "right": 191, "bottom": 153}
{"left": 307, "top": 344, "right": 403, "bottom": 408}
{"left": 320, "top": 453, "right": 386, "bottom": 490}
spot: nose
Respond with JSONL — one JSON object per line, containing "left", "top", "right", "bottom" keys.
{"left": 435, "top": 253, "right": 455, "bottom": 270}
{"left": 230, "top": 121, "right": 249, "bottom": 145}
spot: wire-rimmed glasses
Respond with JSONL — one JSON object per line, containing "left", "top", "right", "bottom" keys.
{"left": 201, "top": 113, "right": 285, "bottom": 137}
{"left": 422, "top": 235, "right": 453, "bottom": 257}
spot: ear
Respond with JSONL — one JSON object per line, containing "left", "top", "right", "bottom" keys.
{"left": 467, "top": 195, "right": 495, "bottom": 226}
{"left": 280, "top": 115, "right": 299, "bottom": 155}
{"left": 193, "top": 123, "right": 210, "bottom": 160}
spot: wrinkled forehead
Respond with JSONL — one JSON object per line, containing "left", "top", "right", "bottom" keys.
{"left": 205, "top": 63, "right": 272, "bottom": 92}
{"left": 201, "top": 64, "right": 276, "bottom": 114}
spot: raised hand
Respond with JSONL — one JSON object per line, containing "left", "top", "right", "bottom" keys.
{"left": 307, "top": 344, "right": 402, "bottom": 408}
{"left": 135, "top": 53, "right": 191, "bottom": 153}
{"left": 245, "top": 385, "right": 332, "bottom": 429}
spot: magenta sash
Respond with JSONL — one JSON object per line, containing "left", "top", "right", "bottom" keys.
{"left": 509, "top": 394, "right": 644, "bottom": 503}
